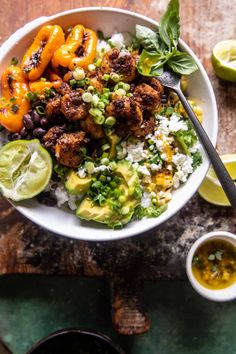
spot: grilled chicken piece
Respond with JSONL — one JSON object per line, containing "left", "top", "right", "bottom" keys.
{"left": 88, "top": 71, "right": 104, "bottom": 94}
{"left": 61, "top": 89, "right": 89, "bottom": 121}
{"left": 101, "top": 48, "right": 137, "bottom": 83}
{"left": 141, "top": 77, "right": 164, "bottom": 94}
{"left": 80, "top": 115, "right": 105, "bottom": 139}
{"left": 45, "top": 97, "right": 61, "bottom": 117}
{"left": 55, "top": 131, "right": 89, "bottom": 168}
{"left": 106, "top": 97, "right": 143, "bottom": 126}
{"left": 56, "top": 82, "right": 71, "bottom": 96}
{"left": 133, "top": 83, "right": 162, "bottom": 112}
{"left": 42, "top": 125, "right": 66, "bottom": 151}
{"left": 131, "top": 115, "right": 156, "bottom": 137}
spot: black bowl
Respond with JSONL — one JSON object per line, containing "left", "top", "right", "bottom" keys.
{"left": 26, "top": 328, "right": 125, "bottom": 354}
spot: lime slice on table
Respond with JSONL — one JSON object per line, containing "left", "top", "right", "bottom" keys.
{"left": 198, "top": 154, "right": 236, "bottom": 206}
{"left": 0, "top": 139, "right": 52, "bottom": 201}
{"left": 212, "top": 40, "right": 236, "bottom": 82}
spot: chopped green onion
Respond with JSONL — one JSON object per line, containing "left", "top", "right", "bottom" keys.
{"left": 11, "top": 104, "right": 19, "bottom": 113}
{"left": 97, "top": 101, "right": 105, "bottom": 110}
{"left": 9, "top": 97, "right": 16, "bottom": 103}
{"left": 82, "top": 92, "right": 93, "bottom": 103}
{"left": 119, "top": 195, "right": 126, "bottom": 203}
{"left": 99, "top": 175, "right": 106, "bottom": 182}
{"left": 101, "top": 157, "right": 110, "bottom": 165}
{"left": 89, "top": 107, "right": 103, "bottom": 117}
{"left": 105, "top": 116, "right": 116, "bottom": 126}
{"left": 85, "top": 161, "right": 95, "bottom": 174}
{"left": 26, "top": 91, "right": 38, "bottom": 102}
{"left": 110, "top": 72, "right": 120, "bottom": 82}
{"left": 102, "top": 143, "right": 110, "bottom": 151}
{"left": 36, "top": 106, "right": 45, "bottom": 115}
{"left": 103, "top": 73, "right": 110, "bottom": 81}
{"left": 94, "top": 115, "right": 105, "bottom": 125}
{"left": 73, "top": 68, "right": 85, "bottom": 81}
{"left": 109, "top": 161, "right": 117, "bottom": 170}
{"left": 92, "top": 94, "right": 99, "bottom": 106}
{"left": 123, "top": 83, "right": 130, "bottom": 91}
{"left": 115, "top": 88, "right": 126, "bottom": 96}
{"left": 40, "top": 77, "right": 47, "bottom": 82}
{"left": 69, "top": 79, "right": 77, "bottom": 87}
{"left": 103, "top": 88, "right": 110, "bottom": 94}
{"left": 94, "top": 58, "right": 102, "bottom": 67}
{"left": 10, "top": 57, "right": 18, "bottom": 65}
{"left": 88, "top": 64, "right": 96, "bottom": 72}
{"left": 121, "top": 206, "right": 130, "bottom": 215}
{"left": 87, "top": 85, "right": 95, "bottom": 92}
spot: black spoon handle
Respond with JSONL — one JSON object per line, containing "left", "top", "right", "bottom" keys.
{"left": 175, "top": 88, "right": 236, "bottom": 208}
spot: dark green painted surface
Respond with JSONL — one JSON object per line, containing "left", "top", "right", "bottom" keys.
{"left": 0, "top": 276, "right": 235, "bottom": 354}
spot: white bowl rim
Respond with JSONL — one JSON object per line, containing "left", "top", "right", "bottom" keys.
{"left": 186, "top": 231, "right": 236, "bottom": 301}
{"left": 0, "top": 7, "right": 218, "bottom": 241}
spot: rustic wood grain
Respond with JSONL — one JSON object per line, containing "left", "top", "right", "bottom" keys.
{"left": 0, "top": 0, "right": 236, "bottom": 334}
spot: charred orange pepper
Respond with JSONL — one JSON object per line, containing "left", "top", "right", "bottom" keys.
{"left": 51, "top": 25, "right": 97, "bottom": 70}
{"left": 29, "top": 70, "right": 62, "bottom": 94}
{"left": 0, "top": 66, "right": 30, "bottom": 132}
{"left": 21, "top": 25, "right": 65, "bottom": 81}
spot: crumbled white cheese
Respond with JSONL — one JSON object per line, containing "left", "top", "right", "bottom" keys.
{"left": 189, "top": 142, "right": 200, "bottom": 153}
{"left": 168, "top": 114, "right": 188, "bottom": 132}
{"left": 77, "top": 168, "right": 86, "bottom": 178}
{"left": 109, "top": 33, "right": 125, "bottom": 50}
{"left": 97, "top": 40, "right": 111, "bottom": 54}
{"left": 141, "top": 191, "right": 152, "bottom": 208}
{"left": 93, "top": 165, "right": 109, "bottom": 173}
{"left": 172, "top": 153, "right": 193, "bottom": 188}
{"left": 138, "top": 165, "right": 150, "bottom": 176}
{"left": 150, "top": 163, "right": 162, "bottom": 171}
{"left": 125, "top": 140, "right": 148, "bottom": 163}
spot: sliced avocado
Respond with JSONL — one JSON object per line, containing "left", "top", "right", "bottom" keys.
{"left": 76, "top": 198, "right": 113, "bottom": 223}
{"left": 65, "top": 170, "right": 92, "bottom": 194}
{"left": 107, "top": 134, "right": 121, "bottom": 159}
{"left": 76, "top": 161, "right": 142, "bottom": 228}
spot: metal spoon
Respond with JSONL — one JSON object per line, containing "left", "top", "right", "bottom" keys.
{"left": 157, "top": 70, "right": 236, "bottom": 207}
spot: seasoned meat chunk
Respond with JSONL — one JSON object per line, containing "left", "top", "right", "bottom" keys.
{"left": 141, "top": 77, "right": 164, "bottom": 95}
{"left": 55, "top": 131, "right": 89, "bottom": 168}
{"left": 131, "top": 115, "right": 156, "bottom": 137}
{"left": 88, "top": 72, "right": 104, "bottom": 94}
{"left": 56, "top": 82, "right": 71, "bottom": 96}
{"left": 101, "top": 48, "right": 137, "bottom": 83}
{"left": 106, "top": 97, "right": 143, "bottom": 126}
{"left": 61, "top": 89, "right": 89, "bottom": 121}
{"left": 42, "top": 125, "right": 66, "bottom": 151}
{"left": 80, "top": 115, "right": 105, "bottom": 139}
{"left": 133, "top": 83, "right": 162, "bottom": 112}
{"left": 45, "top": 97, "right": 61, "bottom": 117}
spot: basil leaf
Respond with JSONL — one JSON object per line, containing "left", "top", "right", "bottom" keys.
{"left": 136, "top": 25, "right": 160, "bottom": 52}
{"left": 137, "top": 49, "right": 164, "bottom": 75}
{"left": 159, "top": 0, "right": 180, "bottom": 48}
{"left": 168, "top": 51, "right": 198, "bottom": 75}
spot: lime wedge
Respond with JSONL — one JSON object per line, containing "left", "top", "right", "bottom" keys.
{"left": 0, "top": 139, "right": 52, "bottom": 201}
{"left": 198, "top": 154, "right": 236, "bottom": 206}
{"left": 212, "top": 40, "right": 236, "bottom": 82}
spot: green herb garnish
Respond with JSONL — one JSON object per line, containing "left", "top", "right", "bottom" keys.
{"left": 136, "top": 0, "right": 198, "bottom": 76}
{"left": 26, "top": 91, "right": 38, "bottom": 102}
{"left": 10, "top": 57, "right": 18, "bottom": 65}
{"left": 11, "top": 104, "right": 19, "bottom": 113}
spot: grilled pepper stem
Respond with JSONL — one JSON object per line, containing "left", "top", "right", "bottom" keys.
{"left": 21, "top": 25, "right": 65, "bottom": 81}
{"left": 0, "top": 66, "right": 30, "bottom": 132}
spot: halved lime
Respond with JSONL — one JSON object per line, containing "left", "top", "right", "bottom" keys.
{"left": 198, "top": 154, "right": 236, "bottom": 206}
{"left": 0, "top": 139, "right": 52, "bottom": 201}
{"left": 212, "top": 40, "right": 236, "bottom": 82}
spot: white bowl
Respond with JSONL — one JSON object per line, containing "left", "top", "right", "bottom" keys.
{"left": 186, "top": 231, "right": 236, "bottom": 301}
{"left": 0, "top": 8, "right": 218, "bottom": 241}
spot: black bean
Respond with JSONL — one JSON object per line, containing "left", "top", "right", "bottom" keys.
{"left": 23, "top": 114, "right": 34, "bottom": 130}
{"left": 33, "top": 127, "right": 46, "bottom": 138}
{"left": 37, "top": 192, "right": 57, "bottom": 207}
{"left": 10, "top": 133, "right": 21, "bottom": 140}
{"left": 40, "top": 118, "right": 48, "bottom": 128}
{"left": 20, "top": 127, "right": 28, "bottom": 138}
{"left": 31, "top": 110, "right": 41, "bottom": 125}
